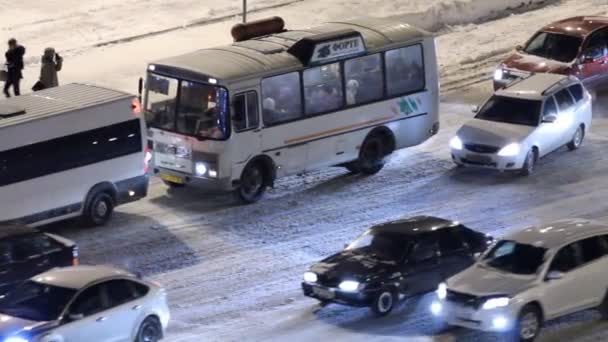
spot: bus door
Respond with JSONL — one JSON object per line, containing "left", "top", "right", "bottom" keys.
{"left": 232, "top": 91, "right": 262, "bottom": 164}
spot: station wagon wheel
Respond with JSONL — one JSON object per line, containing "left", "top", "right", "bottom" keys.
{"left": 520, "top": 148, "right": 537, "bottom": 177}
{"left": 567, "top": 125, "right": 584, "bottom": 151}
{"left": 358, "top": 136, "right": 385, "bottom": 175}
{"left": 237, "top": 162, "right": 266, "bottom": 203}
{"left": 371, "top": 289, "right": 396, "bottom": 316}
{"left": 514, "top": 305, "right": 541, "bottom": 342}
{"left": 136, "top": 316, "right": 162, "bottom": 342}
{"left": 83, "top": 192, "right": 114, "bottom": 226}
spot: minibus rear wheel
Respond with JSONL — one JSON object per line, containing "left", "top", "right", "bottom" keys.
{"left": 358, "top": 135, "right": 386, "bottom": 175}
{"left": 83, "top": 191, "right": 114, "bottom": 226}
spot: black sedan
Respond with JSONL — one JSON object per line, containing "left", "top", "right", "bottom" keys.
{"left": 302, "top": 216, "right": 493, "bottom": 316}
{"left": 0, "top": 225, "right": 78, "bottom": 294}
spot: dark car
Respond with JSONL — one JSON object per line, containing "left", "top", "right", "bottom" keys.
{"left": 494, "top": 16, "right": 608, "bottom": 90}
{"left": 301, "top": 216, "right": 493, "bottom": 316}
{"left": 0, "top": 225, "right": 78, "bottom": 294}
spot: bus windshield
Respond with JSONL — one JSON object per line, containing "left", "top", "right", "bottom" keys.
{"left": 145, "top": 73, "right": 230, "bottom": 140}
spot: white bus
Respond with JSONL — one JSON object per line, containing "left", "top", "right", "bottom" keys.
{"left": 0, "top": 84, "right": 149, "bottom": 226}
{"left": 144, "top": 17, "right": 439, "bottom": 202}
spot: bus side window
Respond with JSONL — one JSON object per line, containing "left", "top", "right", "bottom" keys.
{"left": 233, "top": 91, "right": 259, "bottom": 132}
{"left": 344, "top": 54, "right": 383, "bottom": 106}
{"left": 385, "top": 45, "right": 425, "bottom": 97}
{"left": 261, "top": 72, "right": 302, "bottom": 126}
{"left": 303, "top": 62, "right": 343, "bottom": 116}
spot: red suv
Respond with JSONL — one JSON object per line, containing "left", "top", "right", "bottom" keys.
{"left": 494, "top": 16, "right": 608, "bottom": 90}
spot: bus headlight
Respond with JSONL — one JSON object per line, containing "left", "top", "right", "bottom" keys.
{"left": 195, "top": 162, "right": 208, "bottom": 176}
{"left": 494, "top": 68, "right": 504, "bottom": 81}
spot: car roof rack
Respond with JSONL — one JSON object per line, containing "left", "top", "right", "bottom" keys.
{"left": 541, "top": 76, "right": 576, "bottom": 96}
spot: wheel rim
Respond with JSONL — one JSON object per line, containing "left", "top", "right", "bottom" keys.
{"left": 574, "top": 128, "right": 583, "bottom": 147}
{"left": 141, "top": 321, "right": 160, "bottom": 342}
{"left": 95, "top": 200, "right": 108, "bottom": 217}
{"left": 362, "top": 140, "right": 383, "bottom": 168}
{"left": 527, "top": 151, "right": 535, "bottom": 173}
{"left": 520, "top": 312, "right": 539, "bottom": 340}
{"left": 377, "top": 292, "right": 393, "bottom": 313}
{"left": 242, "top": 166, "right": 263, "bottom": 198}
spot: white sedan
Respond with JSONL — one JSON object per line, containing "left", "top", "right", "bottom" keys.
{"left": 450, "top": 73, "right": 592, "bottom": 175}
{"left": 432, "top": 219, "right": 608, "bottom": 342}
{"left": 0, "top": 266, "right": 170, "bottom": 342}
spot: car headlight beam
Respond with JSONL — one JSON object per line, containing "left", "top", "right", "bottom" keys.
{"left": 482, "top": 297, "right": 510, "bottom": 310}
{"left": 450, "top": 136, "right": 463, "bottom": 150}
{"left": 5, "top": 337, "right": 29, "bottom": 342}
{"left": 497, "top": 143, "right": 520, "bottom": 157}
{"left": 338, "top": 280, "right": 360, "bottom": 292}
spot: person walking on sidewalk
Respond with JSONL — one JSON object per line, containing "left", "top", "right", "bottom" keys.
{"left": 34, "top": 47, "right": 63, "bottom": 91}
{"left": 4, "top": 38, "right": 25, "bottom": 97}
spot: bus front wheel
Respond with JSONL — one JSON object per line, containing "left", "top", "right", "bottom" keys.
{"left": 237, "top": 162, "right": 267, "bottom": 203}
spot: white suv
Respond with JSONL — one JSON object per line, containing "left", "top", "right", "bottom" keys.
{"left": 450, "top": 73, "right": 592, "bottom": 175}
{"left": 432, "top": 219, "right": 608, "bottom": 341}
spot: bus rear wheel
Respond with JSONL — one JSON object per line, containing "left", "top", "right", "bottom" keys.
{"left": 357, "top": 135, "right": 386, "bottom": 175}
{"left": 237, "top": 162, "right": 267, "bottom": 203}
{"left": 83, "top": 191, "right": 114, "bottom": 226}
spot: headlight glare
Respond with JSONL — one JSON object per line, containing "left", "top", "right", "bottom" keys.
{"left": 5, "top": 337, "right": 29, "bottom": 342}
{"left": 195, "top": 162, "right": 208, "bottom": 176}
{"left": 450, "top": 136, "right": 463, "bottom": 150}
{"left": 436, "top": 282, "right": 447, "bottom": 300}
{"left": 482, "top": 297, "right": 510, "bottom": 310}
{"left": 497, "top": 143, "right": 520, "bottom": 157}
{"left": 338, "top": 280, "right": 360, "bottom": 292}
{"left": 303, "top": 272, "right": 317, "bottom": 283}
{"left": 494, "top": 69, "right": 504, "bottom": 81}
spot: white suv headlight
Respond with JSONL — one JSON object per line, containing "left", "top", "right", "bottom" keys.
{"left": 482, "top": 297, "right": 510, "bottom": 310}
{"left": 450, "top": 136, "right": 463, "bottom": 150}
{"left": 303, "top": 272, "right": 317, "bottom": 283}
{"left": 494, "top": 68, "right": 504, "bottom": 81}
{"left": 497, "top": 143, "right": 520, "bottom": 157}
{"left": 338, "top": 280, "right": 360, "bottom": 292}
{"left": 436, "top": 283, "right": 447, "bottom": 300}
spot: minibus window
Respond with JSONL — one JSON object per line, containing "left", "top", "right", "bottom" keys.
{"left": 303, "top": 62, "right": 343, "bottom": 115}
{"left": 261, "top": 72, "right": 302, "bottom": 125}
{"left": 345, "top": 54, "right": 383, "bottom": 105}
{"left": 145, "top": 74, "right": 178, "bottom": 130}
{"left": 386, "top": 45, "right": 425, "bottom": 97}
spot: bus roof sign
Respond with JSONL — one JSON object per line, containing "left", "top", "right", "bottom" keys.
{"left": 288, "top": 29, "right": 366, "bottom": 66}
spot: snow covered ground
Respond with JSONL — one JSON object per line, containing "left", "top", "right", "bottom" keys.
{"left": 6, "top": 0, "right": 608, "bottom": 341}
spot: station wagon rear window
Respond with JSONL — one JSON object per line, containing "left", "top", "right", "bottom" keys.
{"left": 475, "top": 96, "right": 541, "bottom": 126}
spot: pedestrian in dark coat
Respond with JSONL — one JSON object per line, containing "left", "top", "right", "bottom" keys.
{"left": 35, "top": 47, "right": 63, "bottom": 90}
{"left": 3, "top": 38, "right": 25, "bottom": 97}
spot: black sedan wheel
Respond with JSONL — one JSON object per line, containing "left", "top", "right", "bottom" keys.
{"left": 136, "top": 316, "right": 162, "bottom": 342}
{"left": 371, "top": 289, "right": 396, "bottom": 316}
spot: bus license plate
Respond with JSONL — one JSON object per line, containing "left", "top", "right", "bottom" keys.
{"left": 160, "top": 174, "right": 184, "bottom": 184}
{"left": 313, "top": 286, "right": 335, "bottom": 299}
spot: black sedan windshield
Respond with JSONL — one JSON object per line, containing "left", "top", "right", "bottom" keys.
{"left": 346, "top": 232, "right": 409, "bottom": 261}
{"left": 524, "top": 31, "right": 583, "bottom": 63}
{"left": 0, "top": 281, "right": 76, "bottom": 322}
{"left": 476, "top": 96, "right": 541, "bottom": 126}
{"left": 483, "top": 240, "right": 547, "bottom": 275}
{"left": 145, "top": 73, "right": 229, "bottom": 140}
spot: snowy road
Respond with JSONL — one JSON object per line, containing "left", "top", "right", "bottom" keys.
{"left": 11, "top": 0, "right": 608, "bottom": 340}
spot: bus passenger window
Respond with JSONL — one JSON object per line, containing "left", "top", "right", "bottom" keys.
{"left": 261, "top": 72, "right": 302, "bottom": 125}
{"left": 344, "top": 54, "right": 383, "bottom": 105}
{"left": 385, "top": 45, "right": 425, "bottom": 97}
{"left": 303, "top": 62, "right": 343, "bottom": 116}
